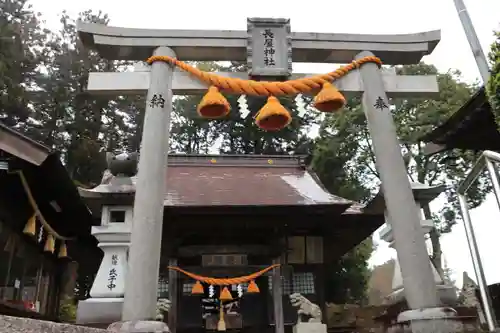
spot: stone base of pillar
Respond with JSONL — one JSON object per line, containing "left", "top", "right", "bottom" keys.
{"left": 0, "top": 315, "right": 107, "bottom": 333}
{"left": 387, "top": 307, "right": 473, "bottom": 333}
{"left": 292, "top": 323, "right": 327, "bottom": 333}
{"left": 76, "top": 298, "right": 124, "bottom": 326}
{"left": 107, "top": 321, "right": 169, "bottom": 333}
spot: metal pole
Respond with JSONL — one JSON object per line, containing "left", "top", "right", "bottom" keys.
{"left": 458, "top": 193, "right": 497, "bottom": 331}
{"left": 356, "top": 51, "right": 439, "bottom": 309}
{"left": 453, "top": 0, "right": 490, "bottom": 83}
{"left": 486, "top": 159, "right": 500, "bottom": 210}
{"left": 122, "top": 46, "right": 176, "bottom": 321}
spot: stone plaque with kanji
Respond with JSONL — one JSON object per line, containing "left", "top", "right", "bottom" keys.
{"left": 247, "top": 17, "right": 292, "bottom": 78}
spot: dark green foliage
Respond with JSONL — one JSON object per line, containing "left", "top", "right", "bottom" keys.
{"left": 487, "top": 30, "right": 500, "bottom": 128}
{"left": 324, "top": 238, "right": 373, "bottom": 304}
{"left": 59, "top": 297, "right": 77, "bottom": 323}
{"left": 0, "top": 0, "right": 48, "bottom": 130}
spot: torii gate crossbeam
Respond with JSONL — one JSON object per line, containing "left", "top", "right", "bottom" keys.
{"left": 77, "top": 21, "right": 440, "bottom": 64}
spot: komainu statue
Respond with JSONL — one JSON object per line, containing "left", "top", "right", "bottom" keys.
{"left": 96, "top": 152, "right": 138, "bottom": 192}
{"left": 156, "top": 298, "right": 171, "bottom": 322}
{"left": 290, "top": 293, "right": 322, "bottom": 323}
{"left": 106, "top": 152, "right": 138, "bottom": 178}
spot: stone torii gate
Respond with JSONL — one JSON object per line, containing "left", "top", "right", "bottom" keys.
{"left": 77, "top": 19, "right": 456, "bottom": 332}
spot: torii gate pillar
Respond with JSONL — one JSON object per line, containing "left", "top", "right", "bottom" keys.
{"left": 121, "top": 46, "right": 175, "bottom": 322}
{"left": 356, "top": 50, "right": 440, "bottom": 308}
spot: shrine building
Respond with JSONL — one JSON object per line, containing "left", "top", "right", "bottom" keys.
{"left": 0, "top": 123, "right": 100, "bottom": 321}
{"left": 78, "top": 153, "right": 385, "bottom": 331}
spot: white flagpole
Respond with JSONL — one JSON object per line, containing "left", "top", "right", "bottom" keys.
{"left": 453, "top": 0, "right": 490, "bottom": 83}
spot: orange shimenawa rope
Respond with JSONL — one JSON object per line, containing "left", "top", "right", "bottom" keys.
{"left": 168, "top": 264, "right": 280, "bottom": 285}
{"left": 146, "top": 55, "right": 382, "bottom": 97}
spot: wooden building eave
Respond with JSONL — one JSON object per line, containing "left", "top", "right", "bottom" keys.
{"left": 0, "top": 123, "right": 99, "bottom": 257}
{"left": 0, "top": 123, "right": 51, "bottom": 166}
{"left": 420, "top": 87, "right": 500, "bottom": 155}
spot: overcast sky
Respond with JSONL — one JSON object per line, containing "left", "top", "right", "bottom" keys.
{"left": 31, "top": 0, "right": 500, "bottom": 288}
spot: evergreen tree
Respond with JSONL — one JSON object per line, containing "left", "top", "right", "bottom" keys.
{"left": 31, "top": 10, "right": 136, "bottom": 186}
{"left": 0, "top": 0, "right": 48, "bottom": 131}
{"left": 487, "top": 30, "right": 500, "bottom": 125}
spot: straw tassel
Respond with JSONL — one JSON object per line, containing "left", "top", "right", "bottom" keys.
{"left": 219, "top": 286, "right": 233, "bottom": 301}
{"left": 191, "top": 280, "right": 204, "bottom": 295}
{"left": 44, "top": 234, "right": 55, "bottom": 253}
{"left": 23, "top": 215, "right": 36, "bottom": 237}
{"left": 247, "top": 280, "right": 260, "bottom": 293}
{"left": 197, "top": 86, "right": 231, "bottom": 118}
{"left": 58, "top": 241, "right": 68, "bottom": 258}
{"left": 217, "top": 303, "right": 226, "bottom": 331}
{"left": 313, "top": 82, "right": 346, "bottom": 112}
{"left": 254, "top": 96, "right": 292, "bottom": 131}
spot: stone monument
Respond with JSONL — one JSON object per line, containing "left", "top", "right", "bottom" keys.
{"left": 290, "top": 293, "right": 326, "bottom": 333}
{"left": 77, "top": 17, "right": 456, "bottom": 331}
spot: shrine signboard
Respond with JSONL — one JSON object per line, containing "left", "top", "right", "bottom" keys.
{"left": 247, "top": 18, "right": 292, "bottom": 78}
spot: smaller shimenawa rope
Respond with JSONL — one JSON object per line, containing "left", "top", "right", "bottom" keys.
{"left": 12, "top": 170, "right": 74, "bottom": 241}
{"left": 168, "top": 264, "right": 280, "bottom": 285}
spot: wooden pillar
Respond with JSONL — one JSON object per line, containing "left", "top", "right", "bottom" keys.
{"left": 168, "top": 257, "right": 178, "bottom": 333}
{"left": 315, "top": 265, "right": 326, "bottom": 319}
{"left": 272, "top": 258, "right": 284, "bottom": 333}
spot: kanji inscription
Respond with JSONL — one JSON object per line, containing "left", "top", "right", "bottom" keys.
{"left": 373, "top": 96, "right": 389, "bottom": 111}
{"left": 149, "top": 94, "right": 165, "bottom": 108}
{"left": 247, "top": 18, "right": 292, "bottom": 77}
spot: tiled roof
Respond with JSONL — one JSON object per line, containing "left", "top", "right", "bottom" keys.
{"left": 163, "top": 165, "right": 353, "bottom": 206}
{"left": 80, "top": 154, "right": 364, "bottom": 212}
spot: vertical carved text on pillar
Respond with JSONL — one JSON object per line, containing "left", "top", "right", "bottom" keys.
{"left": 149, "top": 94, "right": 166, "bottom": 108}
{"left": 373, "top": 96, "right": 389, "bottom": 111}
